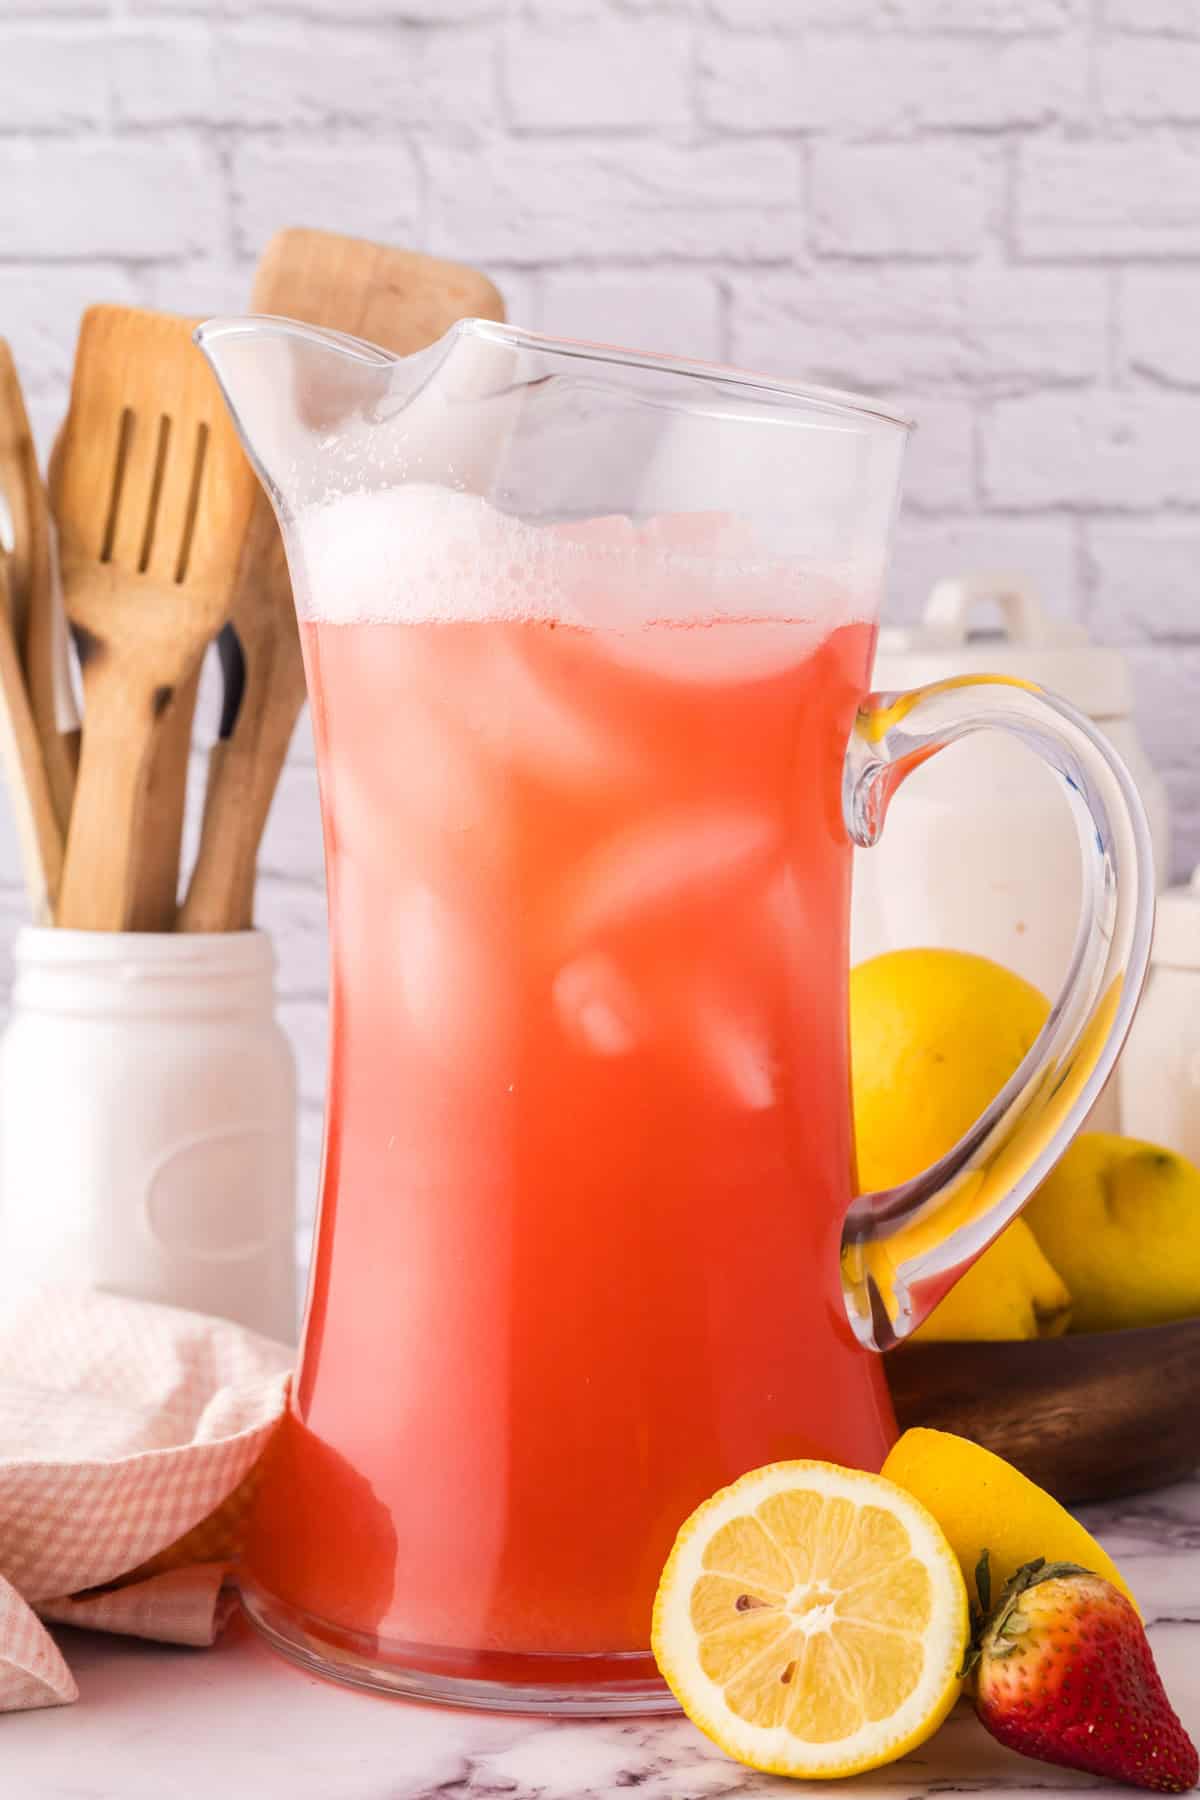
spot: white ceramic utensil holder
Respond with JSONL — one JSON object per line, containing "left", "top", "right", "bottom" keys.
{"left": 1119, "top": 867, "right": 1200, "bottom": 1164}
{"left": 0, "top": 928, "right": 297, "bottom": 1341}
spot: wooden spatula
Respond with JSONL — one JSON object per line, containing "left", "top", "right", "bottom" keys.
{"left": 251, "top": 226, "right": 504, "bottom": 353}
{"left": 0, "top": 342, "right": 78, "bottom": 836}
{"left": 178, "top": 231, "right": 505, "bottom": 933}
{"left": 53, "top": 306, "right": 256, "bottom": 931}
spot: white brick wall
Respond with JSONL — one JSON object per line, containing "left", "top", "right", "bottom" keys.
{"left": 0, "top": 0, "right": 1197, "bottom": 1254}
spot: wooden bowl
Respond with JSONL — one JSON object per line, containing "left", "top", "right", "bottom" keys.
{"left": 886, "top": 1315, "right": 1200, "bottom": 1504}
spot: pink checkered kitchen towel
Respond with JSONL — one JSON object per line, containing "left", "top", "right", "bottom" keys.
{"left": 0, "top": 1284, "right": 290, "bottom": 1712}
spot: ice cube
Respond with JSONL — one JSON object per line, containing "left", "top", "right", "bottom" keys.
{"left": 587, "top": 511, "right": 857, "bottom": 682}
{"left": 390, "top": 881, "right": 515, "bottom": 1074}
{"left": 687, "top": 988, "right": 776, "bottom": 1112}
{"left": 759, "top": 865, "right": 805, "bottom": 946}
{"left": 594, "top": 617, "right": 824, "bottom": 687}
{"left": 461, "top": 628, "right": 640, "bottom": 791}
{"left": 639, "top": 511, "right": 757, "bottom": 556}
{"left": 553, "top": 953, "right": 644, "bottom": 1057}
{"left": 557, "top": 809, "right": 777, "bottom": 945}
{"left": 552, "top": 514, "right": 638, "bottom": 550}
{"left": 324, "top": 693, "right": 497, "bottom": 878}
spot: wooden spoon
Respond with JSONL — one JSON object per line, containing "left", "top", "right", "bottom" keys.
{"left": 53, "top": 306, "right": 256, "bottom": 931}
{"left": 178, "top": 232, "right": 505, "bottom": 933}
{"left": 0, "top": 341, "right": 78, "bottom": 835}
{"left": 0, "top": 536, "right": 64, "bottom": 923}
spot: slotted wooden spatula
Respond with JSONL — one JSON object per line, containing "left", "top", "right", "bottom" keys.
{"left": 0, "top": 341, "right": 78, "bottom": 836}
{"left": 179, "top": 231, "right": 505, "bottom": 932}
{"left": 53, "top": 306, "right": 256, "bottom": 931}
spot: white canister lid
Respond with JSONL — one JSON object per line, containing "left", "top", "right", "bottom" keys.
{"left": 874, "top": 574, "right": 1133, "bottom": 721}
{"left": 1151, "top": 868, "right": 1200, "bottom": 971}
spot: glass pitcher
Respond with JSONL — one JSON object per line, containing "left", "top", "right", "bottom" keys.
{"left": 197, "top": 317, "right": 1153, "bottom": 1716}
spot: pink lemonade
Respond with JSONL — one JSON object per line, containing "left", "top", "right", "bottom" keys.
{"left": 240, "top": 492, "right": 897, "bottom": 1686}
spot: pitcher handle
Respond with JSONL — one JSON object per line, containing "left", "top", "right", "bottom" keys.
{"left": 840, "top": 673, "right": 1156, "bottom": 1352}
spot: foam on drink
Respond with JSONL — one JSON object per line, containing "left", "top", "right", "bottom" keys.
{"left": 288, "top": 483, "right": 875, "bottom": 645}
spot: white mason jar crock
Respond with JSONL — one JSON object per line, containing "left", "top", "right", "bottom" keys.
{"left": 1119, "top": 869, "right": 1200, "bottom": 1163}
{"left": 851, "top": 577, "right": 1168, "bottom": 1132}
{"left": 0, "top": 928, "right": 297, "bottom": 1341}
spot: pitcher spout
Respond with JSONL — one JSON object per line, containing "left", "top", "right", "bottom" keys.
{"left": 195, "top": 314, "right": 522, "bottom": 523}
{"left": 195, "top": 315, "right": 402, "bottom": 520}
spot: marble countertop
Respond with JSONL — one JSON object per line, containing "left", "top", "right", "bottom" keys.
{"left": 6, "top": 1477, "right": 1199, "bottom": 1800}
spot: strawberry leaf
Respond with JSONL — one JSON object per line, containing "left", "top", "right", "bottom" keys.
{"left": 983, "top": 1559, "right": 1092, "bottom": 1653}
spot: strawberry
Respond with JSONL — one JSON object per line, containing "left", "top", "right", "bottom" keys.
{"left": 964, "top": 1555, "right": 1198, "bottom": 1793}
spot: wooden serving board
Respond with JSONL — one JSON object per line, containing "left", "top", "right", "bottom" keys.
{"left": 887, "top": 1316, "right": 1200, "bottom": 1504}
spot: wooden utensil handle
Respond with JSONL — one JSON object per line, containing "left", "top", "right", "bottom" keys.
{"left": 178, "top": 706, "right": 296, "bottom": 933}
{"left": 23, "top": 493, "right": 78, "bottom": 836}
{"left": 1, "top": 363, "right": 77, "bottom": 835}
{"left": 128, "top": 661, "right": 202, "bottom": 931}
{"left": 58, "top": 688, "right": 158, "bottom": 931}
{"left": 178, "top": 738, "right": 238, "bottom": 927}
{"left": 0, "top": 563, "right": 62, "bottom": 922}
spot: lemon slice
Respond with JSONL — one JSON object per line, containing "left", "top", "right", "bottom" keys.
{"left": 652, "top": 1460, "right": 969, "bottom": 1779}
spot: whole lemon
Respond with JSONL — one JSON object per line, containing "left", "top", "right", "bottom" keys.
{"left": 851, "top": 948, "right": 1067, "bottom": 1342}
{"left": 850, "top": 948, "right": 1049, "bottom": 1192}
{"left": 912, "top": 1216, "right": 1070, "bottom": 1342}
{"left": 1026, "top": 1132, "right": 1200, "bottom": 1332}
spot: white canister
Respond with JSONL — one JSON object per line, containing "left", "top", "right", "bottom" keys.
{"left": 0, "top": 928, "right": 298, "bottom": 1341}
{"left": 1119, "top": 870, "right": 1200, "bottom": 1162}
{"left": 854, "top": 576, "right": 1168, "bottom": 972}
